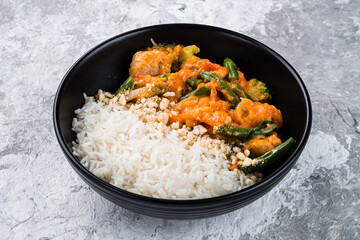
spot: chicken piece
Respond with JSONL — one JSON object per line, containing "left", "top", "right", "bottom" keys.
{"left": 133, "top": 75, "right": 165, "bottom": 88}
{"left": 236, "top": 70, "right": 248, "bottom": 89}
{"left": 129, "top": 45, "right": 181, "bottom": 76}
{"left": 169, "top": 81, "right": 231, "bottom": 127}
{"left": 230, "top": 98, "right": 283, "bottom": 128}
{"left": 170, "top": 96, "right": 231, "bottom": 127}
{"left": 124, "top": 75, "right": 169, "bottom": 102}
{"left": 181, "top": 57, "right": 229, "bottom": 79}
{"left": 133, "top": 69, "right": 194, "bottom": 101}
{"left": 166, "top": 69, "right": 193, "bottom": 100}
{"left": 244, "top": 133, "right": 282, "bottom": 157}
{"left": 129, "top": 49, "right": 171, "bottom": 76}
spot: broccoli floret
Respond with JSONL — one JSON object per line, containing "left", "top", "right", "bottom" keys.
{"left": 152, "top": 85, "right": 168, "bottom": 95}
{"left": 172, "top": 45, "right": 200, "bottom": 72}
{"left": 179, "top": 45, "right": 200, "bottom": 64}
{"left": 245, "top": 79, "right": 272, "bottom": 102}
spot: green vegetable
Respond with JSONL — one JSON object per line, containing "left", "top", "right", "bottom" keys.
{"left": 179, "top": 90, "right": 195, "bottom": 101}
{"left": 150, "top": 38, "right": 158, "bottom": 46}
{"left": 194, "top": 87, "right": 211, "bottom": 96}
{"left": 152, "top": 85, "right": 168, "bottom": 95}
{"left": 224, "top": 142, "right": 234, "bottom": 158}
{"left": 115, "top": 76, "right": 135, "bottom": 95}
{"left": 243, "top": 120, "right": 273, "bottom": 142}
{"left": 223, "top": 59, "right": 271, "bottom": 102}
{"left": 218, "top": 78, "right": 239, "bottom": 107}
{"left": 200, "top": 71, "right": 214, "bottom": 82}
{"left": 200, "top": 72, "right": 239, "bottom": 107}
{"left": 239, "top": 137, "right": 296, "bottom": 173}
{"left": 223, "top": 58, "right": 238, "bottom": 81}
{"left": 179, "top": 87, "right": 211, "bottom": 101}
{"left": 159, "top": 74, "right": 168, "bottom": 78}
{"left": 232, "top": 84, "right": 254, "bottom": 102}
{"left": 216, "top": 120, "right": 276, "bottom": 141}
{"left": 245, "top": 79, "right": 272, "bottom": 102}
{"left": 216, "top": 125, "right": 253, "bottom": 139}
{"left": 179, "top": 45, "right": 200, "bottom": 63}
{"left": 186, "top": 78, "right": 203, "bottom": 89}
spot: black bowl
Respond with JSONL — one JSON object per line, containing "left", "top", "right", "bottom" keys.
{"left": 53, "top": 24, "right": 312, "bottom": 219}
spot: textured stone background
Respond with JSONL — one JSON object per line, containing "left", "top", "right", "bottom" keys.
{"left": 1, "top": 0, "right": 359, "bottom": 239}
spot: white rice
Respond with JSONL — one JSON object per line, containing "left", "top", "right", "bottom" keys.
{"left": 72, "top": 97, "right": 249, "bottom": 199}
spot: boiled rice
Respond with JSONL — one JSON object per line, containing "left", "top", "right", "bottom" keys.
{"left": 72, "top": 96, "right": 250, "bottom": 199}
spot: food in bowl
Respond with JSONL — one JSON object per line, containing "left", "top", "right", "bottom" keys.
{"left": 71, "top": 41, "right": 295, "bottom": 199}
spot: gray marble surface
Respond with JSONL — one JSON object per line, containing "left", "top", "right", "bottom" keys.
{"left": 1, "top": 0, "right": 359, "bottom": 239}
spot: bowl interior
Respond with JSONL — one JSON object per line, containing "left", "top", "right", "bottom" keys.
{"left": 55, "top": 24, "right": 310, "bottom": 185}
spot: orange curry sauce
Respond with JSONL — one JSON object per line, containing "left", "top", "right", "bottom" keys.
{"left": 128, "top": 45, "right": 283, "bottom": 157}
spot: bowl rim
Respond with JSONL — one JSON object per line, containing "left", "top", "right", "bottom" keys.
{"left": 53, "top": 23, "right": 312, "bottom": 204}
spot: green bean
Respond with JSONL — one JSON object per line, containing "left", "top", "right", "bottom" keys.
{"left": 216, "top": 125, "right": 253, "bottom": 139}
{"left": 179, "top": 90, "right": 195, "bottom": 101}
{"left": 223, "top": 58, "right": 256, "bottom": 102}
{"left": 223, "top": 58, "right": 238, "bottom": 80}
{"left": 218, "top": 77, "right": 240, "bottom": 107}
{"left": 199, "top": 72, "right": 213, "bottom": 82}
{"left": 216, "top": 121, "right": 276, "bottom": 141}
{"left": 194, "top": 87, "right": 211, "bottom": 96}
{"left": 243, "top": 120, "right": 273, "bottom": 142}
{"left": 200, "top": 72, "right": 240, "bottom": 107}
{"left": 186, "top": 78, "right": 203, "bottom": 89}
{"left": 179, "top": 87, "right": 211, "bottom": 101}
{"left": 232, "top": 84, "right": 254, "bottom": 102}
{"left": 239, "top": 137, "right": 296, "bottom": 173}
{"left": 115, "top": 76, "right": 135, "bottom": 95}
